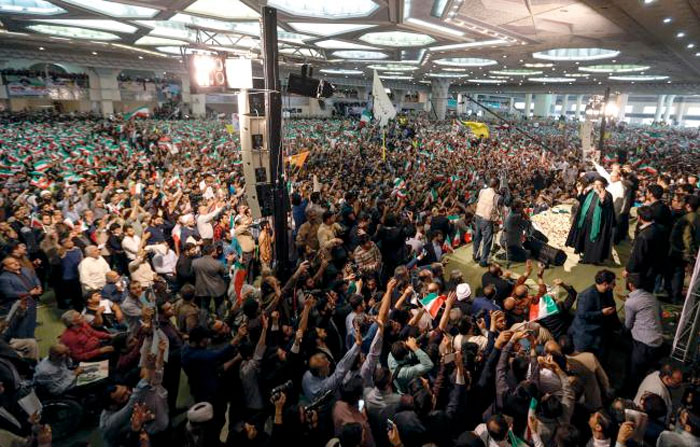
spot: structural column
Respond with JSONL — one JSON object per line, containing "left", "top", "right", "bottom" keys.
{"left": 87, "top": 67, "right": 121, "bottom": 116}
{"left": 561, "top": 94, "right": 569, "bottom": 119}
{"left": 654, "top": 95, "right": 666, "bottom": 122}
{"left": 393, "top": 89, "right": 405, "bottom": 111}
{"left": 616, "top": 93, "right": 629, "bottom": 121}
{"left": 356, "top": 86, "right": 368, "bottom": 101}
{"left": 676, "top": 97, "right": 687, "bottom": 127}
{"left": 430, "top": 79, "right": 450, "bottom": 120}
{"left": 0, "top": 60, "right": 7, "bottom": 100}
{"left": 575, "top": 95, "right": 583, "bottom": 120}
{"left": 524, "top": 93, "right": 532, "bottom": 118}
{"left": 533, "top": 94, "right": 553, "bottom": 118}
{"left": 663, "top": 94, "right": 676, "bottom": 123}
{"left": 508, "top": 97, "right": 515, "bottom": 114}
{"left": 179, "top": 75, "right": 192, "bottom": 113}
{"left": 191, "top": 94, "right": 206, "bottom": 118}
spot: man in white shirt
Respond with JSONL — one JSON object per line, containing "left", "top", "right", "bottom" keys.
{"left": 473, "top": 178, "right": 501, "bottom": 267}
{"left": 656, "top": 409, "right": 700, "bottom": 447}
{"left": 594, "top": 162, "right": 627, "bottom": 243}
{"left": 634, "top": 365, "right": 684, "bottom": 423}
{"left": 196, "top": 202, "right": 223, "bottom": 243}
{"left": 121, "top": 225, "right": 141, "bottom": 261}
{"left": 78, "top": 245, "right": 111, "bottom": 292}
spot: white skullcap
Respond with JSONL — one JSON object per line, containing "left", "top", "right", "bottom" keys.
{"left": 187, "top": 402, "right": 214, "bottom": 423}
{"left": 456, "top": 283, "right": 471, "bottom": 301}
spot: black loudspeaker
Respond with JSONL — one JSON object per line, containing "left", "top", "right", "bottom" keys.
{"left": 256, "top": 183, "right": 274, "bottom": 217}
{"left": 287, "top": 73, "right": 335, "bottom": 98}
{"left": 526, "top": 237, "right": 567, "bottom": 266}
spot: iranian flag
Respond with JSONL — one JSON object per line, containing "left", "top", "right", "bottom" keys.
{"left": 429, "top": 188, "right": 438, "bottom": 202}
{"left": 360, "top": 109, "right": 372, "bottom": 124}
{"left": 34, "top": 160, "right": 50, "bottom": 172}
{"left": 529, "top": 294, "right": 559, "bottom": 320}
{"left": 230, "top": 261, "right": 248, "bottom": 304}
{"left": 640, "top": 164, "right": 658, "bottom": 176}
{"left": 420, "top": 292, "right": 446, "bottom": 319}
{"left": 452, "top": 229, "right": 462, "bottom": 248}
{"left": 124, "top": 106, "right": 150, "bottom": 120}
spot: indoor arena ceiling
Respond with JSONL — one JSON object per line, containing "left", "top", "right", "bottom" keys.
{"left": 0, "top": 0, "right": 699, "bottom": 91}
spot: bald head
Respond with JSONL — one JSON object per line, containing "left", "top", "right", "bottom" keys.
{"left": 85, "top": 245, "right": 100, "bottom": 258}
{"left": 49, "top": 343, "right": 70, "bottom": 360}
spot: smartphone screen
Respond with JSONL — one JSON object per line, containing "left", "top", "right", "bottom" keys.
{"left": 358, "top": 399, "right": 365, "bottom": 412}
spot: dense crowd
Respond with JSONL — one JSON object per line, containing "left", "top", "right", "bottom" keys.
{"left": 0, "top": 110, "right": 699, "bottom": 447}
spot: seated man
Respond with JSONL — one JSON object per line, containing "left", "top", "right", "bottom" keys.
{"left": 101, "top": 271, "right": 128, "bottom": 304}
{"left": 82, "top": 289, "right": 125, "bottom": 331}
{"left": 34, "top": 343, "right": 85, "bottom": 396}
{"left": 59, "top": 310, "right": 116, "bottom": 362}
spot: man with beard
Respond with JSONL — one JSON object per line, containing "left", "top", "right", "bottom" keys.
{"left": 566, "top": 177, "right": 615, "bottom": 264}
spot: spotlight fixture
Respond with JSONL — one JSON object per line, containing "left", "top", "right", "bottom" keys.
{"left": 663, "top": 17, "right": 672, "bottom": 24}
{"left": 677, "top": 32, "right": 685, "bottom": 38}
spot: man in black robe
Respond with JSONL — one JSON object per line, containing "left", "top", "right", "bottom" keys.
{"left": 566, "top": 177, "right": 615, "bottom": 264}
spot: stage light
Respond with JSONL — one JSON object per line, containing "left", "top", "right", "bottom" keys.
{"left": 193, "top": 54, "right": 216, "bottom": 87}
{"left": 225, "top": 58, "right": 253, "bottom": 89}
{"left": 604, "top": 102, "right": 618, "bottom": 117}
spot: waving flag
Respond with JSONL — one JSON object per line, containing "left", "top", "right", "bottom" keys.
{"left": 230, "top": 261, "right": 248, "bottom": 304}
{"left": 124, "top": 106, "right": 150, "bottom": 120}
{"left": 372, "top": 70, "right": 396, "bottom": 127}
{"left": 529, "top": 294, "right": 559, "bottom": 320}
{"left": 420, "top": 293, "right": 446, "bottom": 319}
{"left": 461, "top": 121, "right": 490, "bottom": 139}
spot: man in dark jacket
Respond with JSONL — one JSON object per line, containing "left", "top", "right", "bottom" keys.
{"left": 0, "top": 257, "right": 41, "bottom": 338}
{"left": 626, "top": 206, "right": 666, "bottom": 292}
{"left": 569, "top": 270, "right": 619, "bottom": 359}
{"left": 666, "top": 195, "right": 699, "bottom": 303}
{"left": 191, "top": 244, "right": 232, "bottom": 315}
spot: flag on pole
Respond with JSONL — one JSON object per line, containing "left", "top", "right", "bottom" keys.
{"left": 382, "top": 130, "right": 387, "bottom": 162}
{"left": 360, "top": 109, "right": 372, "bottom": 124}
{"left": 420, "top": 293, "right": 446, "bottom": 319}
{"left": 372, "top": 70, "right": 397, "bottom": 127}
{"left": 287, "top": 151, "right": 310, "bottom": 169}
{"left": 529, "top": 294, "right": 560, "bottom": 320}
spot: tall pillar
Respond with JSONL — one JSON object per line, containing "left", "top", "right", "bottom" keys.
{"left": 616, "top": 93, "right": 629, "bottom": 121}
{"left": 430, "top": 79, "right": 450, "bottom": 120}
{"left": 561, "top": 94, "right": 569, "bottom": 119}
{"left": 394, "top": 89, "right": 405, "bottom": 111}
{"left": 524, "top": 93, "right": 532, "bottom": 118}
{"left": 676, "top": 98, "right": 687, "bottom": 127}
{"left": 533, "top": 94, "right": 553, "bottom": 118}
{"left": 179, "top": 75, "right": 192, "bottom": 113}
{"left": 191, "top": 93, "right": 206, "bottom": 118}
{"left": 356, "top": 86, "right": 368, "bottom": 101}
{"left": 654, "top": 95, "right": 666, "bottom": 122}
{"left": 0, "top": 60, "right": 7, "bottom": 101}
{"left": 663, "top": 94, "right": 676, "bottom": 123}
{"left": 87, "top": 67, "right": 121, "bottom": 116}
{"left": 508, "top": 97, "right": 515, "bottom": 114}
{"left": 575, "top": 95, "right": 583, "bottom": 120}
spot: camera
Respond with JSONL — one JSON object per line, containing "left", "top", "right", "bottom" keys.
{"left": 304, "top": 389, "right": 334, "bottom": 419}
{"left": 270, "top": 380, "right": 293, "bottom": 404}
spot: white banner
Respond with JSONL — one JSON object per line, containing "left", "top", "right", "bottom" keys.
{"left": 372, "top": 70, "right": 396, "bottom": 127}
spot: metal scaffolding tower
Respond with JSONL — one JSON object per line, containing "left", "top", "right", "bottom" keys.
{"left": 671, "top": 251, "right": 700, "bottom": 365}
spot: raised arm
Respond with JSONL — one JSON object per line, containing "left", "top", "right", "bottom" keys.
{"left": 438, "top": 291, "right": 457, "bottom": 333}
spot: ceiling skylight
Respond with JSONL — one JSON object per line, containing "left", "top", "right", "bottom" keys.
{"left": 268, "top": 0, "right": 379, "bottom": 18}
{"left": 279, "top": 47, "right": 323, "bottom": 58}
{"left": 490, "top": 69, "right": 541, "bottom": 76}
{"left": 468, "top": 79, "right": 506, "bottom": 84}
{"left": 136, "top": 21, "right": 196, "bottom": 41}
{"left": 532, "top": 48, "right": 619, "bottom": 61}
{"left": 442, "top": 68, "right": 466, "bottom": 72}
{"left": 334, "top": 50, "right": 387, "bottom": 59}
{"left": 379, "top": 75, "right": 413, "bottom": 80}
{"left": 434, "top": 57, "right": 497, "bottom": 67}
{"left": 429, "top": 39, "right": 507, "bottom": 51}
{"left": 278, "top": 30, "right": 312, "bottom": 44}
{"left": 524, "top": 63, "right": 553, "bottom": 68}
{"left": 0, "top": 0, "right": 65, "bottom": 15}
{"left": 360, "top": 31, "right": 435, "bottom": 47}
{"left": 170, "top": 14, "right": 259, "bottom": 35}
{"left": 366, "top": 64, "right": 418, "bottom": 71}
{"left": 315, "top": 39, "right": 377, "bottom": 50}
{"left": 564, "top": 73, "right": 590, "bottom": 77}
{"left": 62, "top": 0, "right": 158, "bottom": 18}
{"left": 608, "top": 75, "right": 668, "bottom": 81}
{"left": 579, "top": 64, "right": 649, "bottom": 73}
{"left": 320, "top": 69, "right": 363, "bottom": 75}
{"left": 427, "top": 73, "right": 467, "bottom": 78}
{"left": 33, "top": 19, "right": 137, "bottom": 34}
{"left": 528, "top": 77, "right": 574, "bottom": 83}
{"left": 135, "top": 36, "right": 188, "bottom": 46}
{"left": 184, "top": 0, "right": 258, "bottom": 19}
{"left": 27, "top": 24, "right": 120, "bottom": 40}
{"left": 289, "top": 23, "right": 375, "bottom": 37}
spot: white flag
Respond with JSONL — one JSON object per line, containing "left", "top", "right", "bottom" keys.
{"left": 372, "top": 70, "right": 396, "bottom": 127}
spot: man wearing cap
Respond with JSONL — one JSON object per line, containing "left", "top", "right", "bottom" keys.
{"left": 454, "top": 283, "right": 472, "bottom": 316}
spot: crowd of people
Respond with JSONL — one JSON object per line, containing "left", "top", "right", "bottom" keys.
{"left": 0, "top": 109, "right": 699, "bottom": 447}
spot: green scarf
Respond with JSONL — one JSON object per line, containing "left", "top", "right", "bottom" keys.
{"left": 577, "top": 191, "right": 602, "bottom": 242}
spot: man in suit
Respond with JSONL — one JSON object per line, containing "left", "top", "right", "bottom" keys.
{"left": 0, "top": 256, "right": 41, "bottom": 338}
{"left": 625, "top": 206, "right": 665, "bottom": 292}
{"left": 568, "top": 270, "right": 619, "bottom": 360}
{"left": 192, "top": 244, "right": 233, "bottom": 316}
{"left": 646, "top": 184, "right": 672, "bottom": 236}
